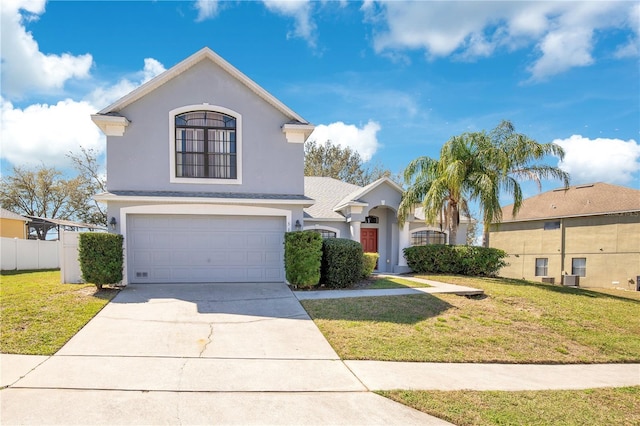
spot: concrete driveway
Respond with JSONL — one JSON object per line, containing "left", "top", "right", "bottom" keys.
{"left": 1, "top": 282, "right": 450, "bottom": 425}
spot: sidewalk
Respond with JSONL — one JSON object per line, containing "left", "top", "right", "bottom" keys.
{"left": 4, "top": 353, "right": 638, "bottom": 393}
{"left": 294, "top": 275, "right": 484, "bottom": 300}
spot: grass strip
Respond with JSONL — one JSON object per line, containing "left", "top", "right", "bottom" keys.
{"left": 378, "top": 387, "right": 640, "bottom": 426}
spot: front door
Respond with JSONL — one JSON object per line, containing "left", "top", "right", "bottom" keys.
{"left": 361, "top": 228, "right": 379, "bottom": 269}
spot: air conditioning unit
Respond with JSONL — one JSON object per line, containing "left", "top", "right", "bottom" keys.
{"left": 541, "top": 277, "right": 555, "bottom": 284}
{"left": 563, "top": 275, "right": 579, "bottom": 286}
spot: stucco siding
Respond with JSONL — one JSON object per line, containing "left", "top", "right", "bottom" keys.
{"left": 490, "top": 214, "right": 640, "bottom": 288}
{"left": 106, "top": 60, "right": 303, "bottom": 195}
{"left": 0, "top": 219, "right": 26, "bottom": 239}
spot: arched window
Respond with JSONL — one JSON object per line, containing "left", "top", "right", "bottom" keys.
{"left": 311, "top": 229, "right": 337, "bottom": 239}
{"left": 411, "top": 230, "right": 447, "bottom": 246}
{"left": 174, "top": 110, "right": 237, "bottom": 179}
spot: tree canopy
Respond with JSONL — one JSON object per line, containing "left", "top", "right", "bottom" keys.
{"left": 398, "top": 120, "right": 569, "bottom": 246}
{"left": 0, "top": 147, "right": 107, "bottom": 239}
{"left": 304, "top": 140, "right": 394, "bottom": 186}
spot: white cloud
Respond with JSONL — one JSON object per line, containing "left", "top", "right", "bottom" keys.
{"left": 194, "top": 0, "right": 220, "bottom": 22}
{"left": 262, "top": 0, "right": 317, "bottom": 47}
{"left": 309, "top": 121, "right": 381, "bottom": 161}
{"left": 0, "top": 0, "right": 93, "bottom": 99}
{"left": 1, "top": 58, "right": 166, "bottom": 170}
{"left": 1, "top": 97, "right": 104, "bottom": 169}
{"left": 367, "top": 1, "right": 638, "bottom": 81}
{"left": 86, "top": 58, "right": 166, "bottom": 109}
{"left": 554, "top": 135, "right": 640, "bottom": 186}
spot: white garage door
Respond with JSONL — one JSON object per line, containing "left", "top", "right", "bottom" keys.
{"left": 128, "top": 214, "right": 285, "bottom": 283}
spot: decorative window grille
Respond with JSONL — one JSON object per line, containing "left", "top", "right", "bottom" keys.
{"left": 311, "top": 229, "right": 337, "bottom": 239}
{"left": 175, "top": 111, "right": 236, "bottom": 179}
{"left": 411, "top": 230, "right": 447, "bottom": 246}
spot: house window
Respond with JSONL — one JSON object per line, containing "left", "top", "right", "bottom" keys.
{"left": 411, "top": 230, "right": 447, "bottom": 246}
{"left": 535, "top": 258, "right": 548, "bottom": 276}
{"left": 312, "top": 229, "right": 337, "bottom": 239}
{"left": 544, "top": 221, "right": 560, "bottom": 230}
{"left": 174, "top": 110, "right": 237, "bottom": 179}
{"left": 364, "top": 216, "right": 379, "bottom": 224}
{"left": 571, "top": 258, "right": 586, "bottom": 277}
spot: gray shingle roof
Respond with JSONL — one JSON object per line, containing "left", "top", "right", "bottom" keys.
{"left": 104, "top": 190, "right": 313, "bottom": 202}
{"left": 499, "top": 182, "right": 640, "bottom": 222}
{"left": 0, "top": 208, "right": 30, "bottom": 222}
{"left": 303, "top": 177, "right": 363, "bottom": 220}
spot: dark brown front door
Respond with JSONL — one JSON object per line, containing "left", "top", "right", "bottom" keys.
{"left": 361, "top": 228, "right": 378, "bottom": 253}
{"left": 361, "top": 228, "right": 379, "bottom": 269}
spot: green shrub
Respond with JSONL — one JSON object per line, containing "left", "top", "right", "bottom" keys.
{"left": 78, "top": 233, "right": 124, "bottom": 289}
{"left": 321, "top": 238, "right": 363, "bottom": 288}
{"left": 458, "top": 245, "right": 508, "bottom": 276}
{"left": 284, "top": 231, "right": 322, "bottom": 288}
{"left": 362, "top": 252, "right": 379, "bottom": 278}
{"left": 403, "top": 245, "right": 507, "bottom": 276}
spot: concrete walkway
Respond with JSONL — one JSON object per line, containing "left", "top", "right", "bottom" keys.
{"left": 2, "top": 281, "right": 639, "bottom": 425}
{"left": 294, "top": 275, "right": 484, "bottom": 300}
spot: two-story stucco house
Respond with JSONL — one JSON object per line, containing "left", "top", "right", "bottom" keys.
{"left": 92, "top": 47, "right": 471, "bottom": 285}
{"left": 489, "top": 182, "right": 640, "bottom": 289}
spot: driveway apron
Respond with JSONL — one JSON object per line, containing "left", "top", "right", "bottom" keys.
{"left": 2, "top": 282, "right": 450, "bottom": 425}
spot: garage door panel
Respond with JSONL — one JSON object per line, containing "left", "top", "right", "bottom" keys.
{"left": 128, "top": 214, "right": 285, "bottom": 283}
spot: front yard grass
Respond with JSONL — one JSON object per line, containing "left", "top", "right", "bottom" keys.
{"left": 300, "top": 275, "right": 640, "bottom": 363}
{"left": 378, "top": 386, "right": 640, "bottom": 426}
{"left": 0, "top": 270, "right": 118, "bottom": 355}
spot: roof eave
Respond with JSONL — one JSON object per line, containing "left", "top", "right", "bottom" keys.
{"left": 97, "top": 47, "right": 309, "bottom": 124}
{"left": 492, "top": 209, "right": 640, "bottom": 225}
{"left": 94, "top": 192, "right": 315, "bottom": 207}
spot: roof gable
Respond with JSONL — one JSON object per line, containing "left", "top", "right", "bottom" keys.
{"left": 303, "top": 177, "right": 362, "bottom": 220}
{"left": 96, "top": 47, "right": 309, "bottom": 124}
{"left": 334, "top": 177, "right": 403, "bottom": 210}
{"left": 500, "top": 182, "right": 640, "bottom": 222}
{"left": 0, "top": 208, "right": 30, "bottom": 222}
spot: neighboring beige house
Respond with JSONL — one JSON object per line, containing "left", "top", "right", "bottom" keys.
{"left": 0, "top": 208, "right": 30, "bottom": 239}
{"left": 489, "top": 183, "right": 640, "bottom": 289}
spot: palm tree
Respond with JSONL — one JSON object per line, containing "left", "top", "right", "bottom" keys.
{"left": 398, "top": 135, "right": 475, "bottom": 244}
{"left": 473, "top": 121, "right": 569, "bottom": 245}
{"left": 399, "top": 121, "right": 570, "bottom": 247}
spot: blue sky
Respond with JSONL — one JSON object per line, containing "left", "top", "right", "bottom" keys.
{"left": 2, "top": 0, "right": 639, "bottom": 202}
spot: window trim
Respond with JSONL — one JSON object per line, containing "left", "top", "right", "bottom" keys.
{"left": 571, "top": 257, "right": 587, "bottom": 277}
{"left": 169, "top": 105, "right": 242, "bottom": 185}
{"left": 411, "top": 229, "right": 447, "bottom": 246}
{"left": 304, "top": 225, "right": 341, "bottom": 238}
{"left": 535, "top": 258, "right": 548, "bottom": 277}
{"left": 543, "top": 221, "right": 560, "bottom": 230}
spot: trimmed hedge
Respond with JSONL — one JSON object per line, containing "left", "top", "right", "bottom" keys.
{"left": 321, "top": 238, "right": 363, "bottom": 288}
{"left": 362, "top": 252, "right": 379, "bottom": 278}
{"left": 284, "top": 231, "right": 322, "bottom": 288}
{"left": 78, "top": 233, "right": 124, "bottom": 289}
{"left": 403, "top": 245, "right": 507, "bottom": 276}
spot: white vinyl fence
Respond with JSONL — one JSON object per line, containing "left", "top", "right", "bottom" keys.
{"left": 1, "top": 237, "right": 59, "bottom": 271}
{"left": 60, "top": 230, "right": 83, "bottom": 283}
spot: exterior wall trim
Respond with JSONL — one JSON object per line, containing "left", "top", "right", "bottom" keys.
{"left": 96, "top": 193, "right": 313, "bottom": 206}
{"left": 168, "top": 104, "right": 243, "bottom": 185}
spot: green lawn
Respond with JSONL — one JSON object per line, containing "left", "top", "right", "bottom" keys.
{"left": 301, "top": 275, "right": 640, "bottom": 363}
{"left": 0, "top": 270, "right": 118, "bottom": 355}
{"left": 379, "top": 387, "right": 640, "bottom": 426}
